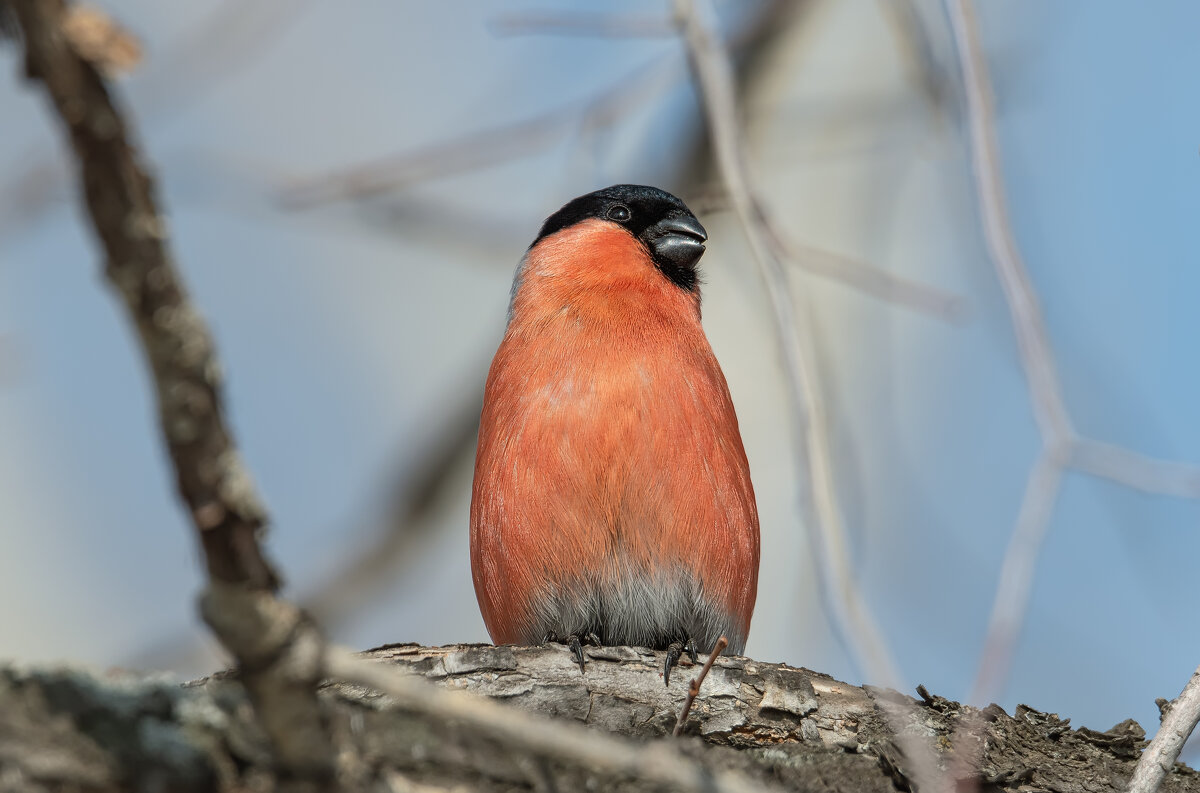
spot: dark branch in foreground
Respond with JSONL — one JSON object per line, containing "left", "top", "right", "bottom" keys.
{"left": 8, "top": 0, "right": 332, "bottom": 781}
{"left": 2, "top": 644, "right": 1197, "bottom": 793}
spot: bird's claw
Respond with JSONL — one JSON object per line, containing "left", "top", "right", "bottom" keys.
{"left": 568, "top": 634, "right": 587, "bottom": 676}
{"left": 663, "top": 637, "right": 698, "bottom": 687}
{"left": 544, "top": 632, "right": 593, "bottom": 676}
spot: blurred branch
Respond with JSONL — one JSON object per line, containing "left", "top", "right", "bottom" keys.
{"left": 280, "top": 110, "right": 586, "bottom": 208}
{"left": 9, "top": 0, "right": 333, "bottom": 782}
{"left": 942, "top": 0, "right": 1200, "bottom": 706}
{"left": 1129, "top": 665, "right": 1200, "bottom": 793}
{"left": 302, "top": 388, "right": 482, "bottom": 628}
{"left": 874, "top": 0, "right": 947, "bottom": 109}
{"left": 942, "top": 0, "right": 1071, "bottom": 449}
{"left": 127, "top": 0, "right": 315, "bottom": 116}
{"left": 127, "top": 380, "right": 482, "bottom": 673}
{"left": 0, "top": 0, "right": 315, "bottom": 241}
{"left": 280, "top": 53, "right": 683, "bottom": 209}
{"left": 674, "top": 2, "right": 964, "bottom": 788}
{"left": 1069, "top": 438, "right": 1200, "bottom": 499}
{"left": 683, "top": 184, "right": 967, "bottom": 322}
{"left": 770, "top": 217, "right": 967, "bottom": 323}
{"left": 489, "top": 11, "right": 676, "bottom": 38}
{"left": 672, "top": 0, "right": 902, "bottom": 688}
{"left": 970, "top": 451, "right": 1062, "bottom": 704}
{"left": 284, "top": 2, "right": 963, "bottom": 323}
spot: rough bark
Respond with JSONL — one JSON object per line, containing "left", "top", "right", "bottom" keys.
{"left": 2, "top": 644, "right": 1195, "bottom": 793}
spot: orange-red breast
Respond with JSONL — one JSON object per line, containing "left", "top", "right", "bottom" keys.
{"left": 470, "top": 185, "right": 759, "bottom": 683}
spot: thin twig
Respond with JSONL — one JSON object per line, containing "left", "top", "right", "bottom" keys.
{"left": 673, "top": 2, "right": 951, "bottom": 789}
{"left": 302, "top": 389, "right": 482, "bottom": 628}
{"left": 674, "top": 636, "right": 728, "bottom": 736}
{"left": 1069, "top": 438, "right": 1200, "bottom": 499}
{"left": 128, "top": 0, "right": 318, "bottom": 117}
{"left": 969, "top": 451, "right": 1063, "bottom": 705}
{"left": 1129, "top": 665, "right": 1200, "bottom": 793}
{"left": 941, "top": 0, "right": 1072, "bottom": 449}
{"left": 127, "top": 383, "right": 482, "bottom": 672}
{"left": 673, "top": 0, "right": 902, "bottom": 690}
{"left": 768, "top": 221, "right": 967, "bottom": 324}
{"left": 279, "top": 53, "right": 681, "bottom": 209}
{"left": 325, "top": 647, "right": 778, "bottom": 793}
{"left": 10, "top": 0, "right": 333, "bottom": 780}
{"left": 685, "top": 185, "right": 966, "bottom": 322}
{"left": 280, "top": 108, "right": 584, "bottom": 208}
{"left": 280, "top": 6, "right": 962, "bottom": 322}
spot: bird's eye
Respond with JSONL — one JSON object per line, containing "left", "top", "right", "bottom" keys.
{"left": 607, "top": 204, "right": 631, "bottom": 222}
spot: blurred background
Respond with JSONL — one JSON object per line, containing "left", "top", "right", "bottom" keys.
{"left": 2, "top": 0, "right": 1198, "bottom": 758}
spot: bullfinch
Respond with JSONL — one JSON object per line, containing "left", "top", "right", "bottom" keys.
{"left": 470, "top": 184, "right": 760, "bottom": 685}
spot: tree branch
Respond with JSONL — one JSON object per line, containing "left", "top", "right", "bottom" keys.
{"left": 1130, "top": 665, "right": 1200, "bottom": 793}
{"left": 4, "top": 644, "right": 1196, "bottom": 793}
{"left": 9, "top": 0, "right": 332, "bottom": 780}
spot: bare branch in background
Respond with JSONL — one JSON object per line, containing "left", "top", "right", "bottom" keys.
{"left": 768, "top": 218, "right": 967, "bottom": 324}
{"left": 489, "top": 11, "right": 677, "bottom": 38}
{"left": 672, "top": 0, "right": 901, "bottom": 689}
{"left": 874, "top": 0, "right": 947, "bottom": 109}
{"left": 9, "top": 0, "right": 333, "bottom": 781}
{"left": 283, "top": 5, "right": 965, "bottom": 325}
{"left": 0, "top": 0, "right": 315, "bottom": 241}
{"left": 970, "top": 451, "right": 1062, "bottom": 705}
{"left": 673, "top": 2, "right": 964, "bottom": 789}
{"left": 127, "top": 0, "right": 316, "bottom": 116}
{"left": 683, "top": 184, "right": 968, "bottom": 323}
{"left": 1129, "top": 665, "right": 1200, "bottom": 793}
{"left": 279, "top": 53, "right": 683, "bottom": 209}
{"left": 280, "top": 110, "right": 584, "bottom": 208}
{"left": 127, "top": 378, "right": 482, "bottom": 673}
{"left": 1069, "top": 438, "right": 1200, "bottom": 499}
{"left": 942, "top": 1, "right": 1072, "bottom": 449}
{"left": 941, "top": 0, "right": 1200, "bottom": 707}
{"left": 302, "top": 388, "right": 481, "bottom": 628}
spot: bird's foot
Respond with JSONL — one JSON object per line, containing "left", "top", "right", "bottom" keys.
{"left": 663, "top": 637, "right": 699, "bottom": 687}
{"left": 543, "top": 632, "right": 602, "bottom": 676}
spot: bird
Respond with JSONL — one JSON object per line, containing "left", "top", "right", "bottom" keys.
{"left": 469, "top": 184, "right": 760, "bottom": 685}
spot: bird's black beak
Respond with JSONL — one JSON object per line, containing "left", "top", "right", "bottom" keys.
{"left": 646, "top": 214, "right": 707, "bottom": 270}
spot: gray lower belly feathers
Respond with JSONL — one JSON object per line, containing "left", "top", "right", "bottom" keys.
{"left": 524, "top": 570, "right": 745, "bottom": 654}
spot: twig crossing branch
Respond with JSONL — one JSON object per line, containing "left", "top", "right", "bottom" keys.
{"left": 674, "top": 635, "right": 728, "bottom": 736}
{"left": 672, "top": 0, "right": 901, "bottom": 693}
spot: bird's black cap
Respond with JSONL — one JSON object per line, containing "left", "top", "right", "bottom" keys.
{"left": 533, "top": 184, "right": 707, "bottom": 292}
